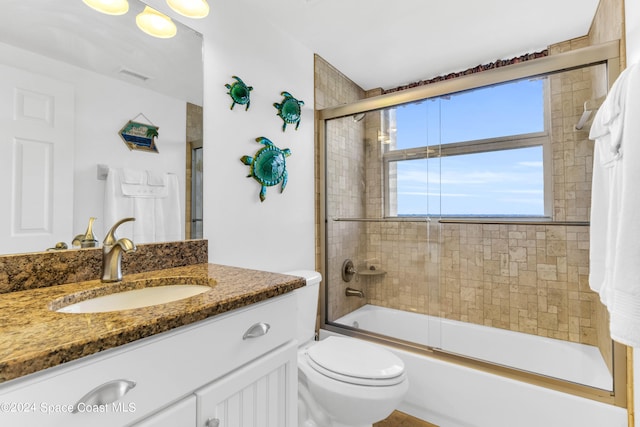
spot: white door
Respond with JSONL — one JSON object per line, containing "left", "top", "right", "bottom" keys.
{"left": 0, "top": 64, "right": 74, "bottom": 254}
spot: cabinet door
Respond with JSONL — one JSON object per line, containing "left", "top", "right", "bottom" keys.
{"left": 196, "top": 341, "right": 297, "bottom": 427}
{"left": 131, "top": 395, "right": 196, "bottom": 427}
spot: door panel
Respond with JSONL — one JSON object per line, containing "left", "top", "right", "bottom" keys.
{"left": 0, "top": 64, "right": 74, "bottom": 253}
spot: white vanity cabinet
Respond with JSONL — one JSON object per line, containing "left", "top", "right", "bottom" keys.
{"left": 195, "top": 341, "right": 297, "bottom": 427}
{"left": 131, "top": 395, "right": 197, "bottom": 427}
{"left": 0, "top": 293, "right": 297, "bottom": 427}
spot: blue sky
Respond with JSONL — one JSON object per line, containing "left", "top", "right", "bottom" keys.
{"left": 393, "top": 78, "right": 546, "bottom": 216}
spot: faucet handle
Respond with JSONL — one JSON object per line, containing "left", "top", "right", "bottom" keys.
{"left": 104, "top": 217, "right": 135, "bottom": 246}
{"left": 73, "top": 217, "right": 99, "bottom": 248}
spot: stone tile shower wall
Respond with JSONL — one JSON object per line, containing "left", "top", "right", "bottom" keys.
{"left": 439, "top": 223, "right": 595, "bottom": 344}
{"left": 362, "top": 221, "right": 596, "bottom": 345}
{"left": 364, "top": 220, "right": 441, "bottom": 316}
{"left": 325, "top": 122, "right": 368, "bottom": 320}
{"left": 315, "top": 56, "right": 368, "bottom": 321}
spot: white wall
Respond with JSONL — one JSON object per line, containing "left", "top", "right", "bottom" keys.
{"left": 0, "top": 42, "right": 186, "bottom": 243}
{"left": 145, "top": 0, "right": 316, "bottom": 273}
{"left": 73, "top": 71, "right": 186, "bottom": 239}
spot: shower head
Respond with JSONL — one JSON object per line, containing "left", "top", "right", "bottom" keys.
{"left": 352, "top": 113, "right": 365, "bottom": 122}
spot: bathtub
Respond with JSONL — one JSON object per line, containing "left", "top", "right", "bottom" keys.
{"left": 334, "top": 304, "right": 611, "bottom": 389}
{"left": 323, "top": 304, "right": 627, "bottom": 427}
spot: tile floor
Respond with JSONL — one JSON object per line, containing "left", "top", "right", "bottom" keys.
{"left": 374, "top": 411, "right": 438, "bottom": 427}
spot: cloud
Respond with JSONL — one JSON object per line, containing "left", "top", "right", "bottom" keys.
{"left": 517, "top": 161, "right": 543, "bottom": 168}
{"left": 399, "top": 191, "right": 473, "bottom": 198}
{"left": 490, "top": 189, "right": 543, "bottom": 194}
{"left": 397, "top": 168, "right": 541, "bottom": 186}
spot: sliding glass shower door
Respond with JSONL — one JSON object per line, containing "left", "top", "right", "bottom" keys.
{"left": 322, "top": 56, "right": 621, "bottom": 396}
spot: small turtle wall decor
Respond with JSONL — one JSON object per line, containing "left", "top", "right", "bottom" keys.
{"left": 225, "top": 75, "right": 253, "bottom": 110}
{"left": 273, "top": 91, "right": 304, "bottom": 131}
{"left": 240, "top": 137, "right": 292, "bottom": 202}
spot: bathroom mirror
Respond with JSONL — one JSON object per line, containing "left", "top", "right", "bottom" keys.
{"left": 0, "top": 0, "right": 203, "bottom": 255}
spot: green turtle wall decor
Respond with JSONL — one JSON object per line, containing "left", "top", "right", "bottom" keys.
{"left": 240, "top": 137, "right": 291, "bottom": 202}
{"left": 273, "top": 91, "right": 304, "bottom": 131}
{"left": 225, "top": 76, "right": 253, "bottom": 110}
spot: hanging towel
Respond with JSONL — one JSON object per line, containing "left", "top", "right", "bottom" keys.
{"left": 589, "top": 63, "right": 640, "bottom": 347}
{"left": 121, "top": 168, "right": 145, "bottom": 184}
{"left": 156, "top": 173, "right": 182, "bottom": 242}
{"left": 104, "top": 168, "right": 183, "bottom": 244}
{"left": 147, "top": 170, "right": 167, "bottom": 186}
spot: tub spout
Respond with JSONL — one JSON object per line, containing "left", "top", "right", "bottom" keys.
{"left": 345, "top": 287, "right": 364, "bottom": 298}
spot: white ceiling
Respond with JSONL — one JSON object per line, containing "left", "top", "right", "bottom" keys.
{"left": 240, "top": 0, "right": 601, "bottom": 90}
{"left": 1, "top": 1, "right": 601, "bottom": 99}
{"left": 0, "top": 0, "right": 203, "bottom": 104}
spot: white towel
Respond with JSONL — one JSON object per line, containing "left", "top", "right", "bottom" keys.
{"left": 104, "top": 168, "right": 183, "bottom": 244}
{"left": 147, "top": 170, "right": 167, "bottom": 186}
{"left": 156, "top": 173, "right": 182, "bottom": 242}
{"left": 121, "top": 168, "right": 145, "bottom": 184}
{"left": 589, "top": 63, "right": 640, "bottom": 347}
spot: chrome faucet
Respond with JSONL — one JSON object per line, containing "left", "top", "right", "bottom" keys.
{"left": 102, "top": 217, "right": 136, "bottom": 282}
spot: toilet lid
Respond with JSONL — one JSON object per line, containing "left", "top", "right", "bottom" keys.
{"left": 306, "top": 336, "right": 405, "bottom": 386}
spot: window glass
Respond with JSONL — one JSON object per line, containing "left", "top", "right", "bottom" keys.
{"left": 394, "top": 78, "right": 545, "bottom": 150}
{"left": 440, "top": 79, "right": 545, "bottom": 143}
{"left": 389, "top": 76, "right": 547, "bottom": 217}
{"left": 396, "top": 146, "right": 544, "bottom": 216}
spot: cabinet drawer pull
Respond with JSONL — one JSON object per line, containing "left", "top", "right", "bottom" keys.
{"left": 242, "top": 322, "right": 270, "bottom": 339}
{"left": 72, "top": 379, "right": 136, "bottom": 413}
{"left": 206, "top": 418, "right": 220, "bottom": 427}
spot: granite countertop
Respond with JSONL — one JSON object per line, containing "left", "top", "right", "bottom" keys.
{"left": 0, "top": 263, "right": 305, "bottom": 383}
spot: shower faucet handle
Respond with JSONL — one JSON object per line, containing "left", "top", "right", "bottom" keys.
{"left": 342, "top": 259, "right": 357, "bottom": 282}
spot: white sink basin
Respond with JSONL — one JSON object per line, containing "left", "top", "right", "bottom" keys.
{"left": 56, "top": 285, "right": 211, "bottom": 313}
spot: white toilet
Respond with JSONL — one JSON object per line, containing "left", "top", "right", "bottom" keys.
{"left": 287, "top": 270, "right": 409, "bottom": 427}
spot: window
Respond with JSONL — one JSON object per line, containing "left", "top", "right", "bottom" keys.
{"left": 384, "top": 77, "right": 549, "bottom": 218}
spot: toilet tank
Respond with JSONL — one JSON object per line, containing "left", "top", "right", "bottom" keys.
{"left": 285, "top": 270, "right": 322, "bottom": 344}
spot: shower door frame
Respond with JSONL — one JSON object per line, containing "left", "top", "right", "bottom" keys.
{"left": 317, "top": 40, "right": 626, "bottom": 407}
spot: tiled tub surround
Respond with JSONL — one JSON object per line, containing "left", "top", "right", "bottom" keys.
{"left": 0, "top": 240, "right": 305, "bottom": 383}
{"left": 442, "top": 223, "right": 595, "bottom": 343}
{"left": 363, "top": 222, "right": 597, "bottom": 345}
{"left": 333, "top": 221, "right": 599, "bottom": 348}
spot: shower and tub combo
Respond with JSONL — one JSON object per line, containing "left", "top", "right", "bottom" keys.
{"left": 317, "top": 42, "right": 628, "bottom": 427}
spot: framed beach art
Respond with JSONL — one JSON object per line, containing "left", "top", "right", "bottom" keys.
{"left": 119, "top": 113, "right": 159, "bottom": 153}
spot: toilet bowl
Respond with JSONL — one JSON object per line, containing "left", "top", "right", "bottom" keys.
{"left": 298, "top": 336, "right": 409, "bottom": 427}
{"left": 287, "top": 270, "right": 408, "bottom": 427}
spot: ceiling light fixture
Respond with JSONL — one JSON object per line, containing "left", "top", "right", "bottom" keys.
{"left": 136, "top": 6, "right": 177, "bottom": 39}
{"left": 82, "top": 0, "right": 129, "bottom": 15}
{"left": 166, "top": 0, "right": 209, "bottom": 18}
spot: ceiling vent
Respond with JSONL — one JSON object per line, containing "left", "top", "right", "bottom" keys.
{"left": 118, "top": 68, "right": 151, "bottom": 82}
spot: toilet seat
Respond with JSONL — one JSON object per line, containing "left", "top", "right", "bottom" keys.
{"left": 305, "top": 336, "right": 406, "bottom": 386}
